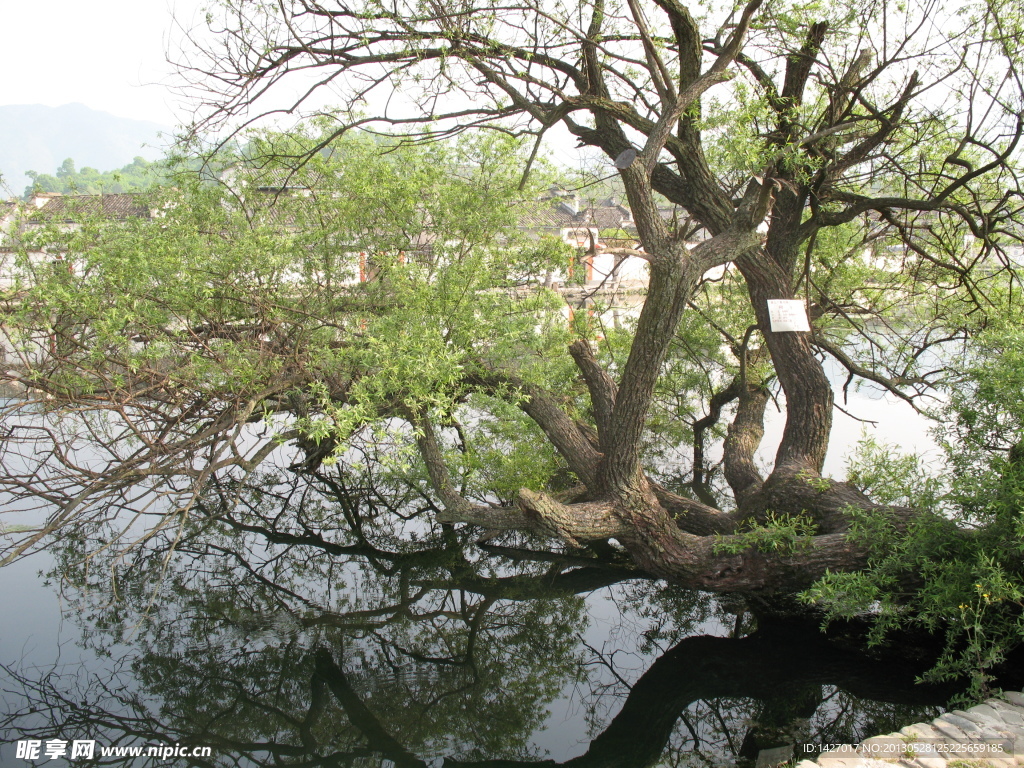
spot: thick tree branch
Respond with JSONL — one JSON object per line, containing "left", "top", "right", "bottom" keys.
{"left": 568, "top": 339, "right": 618, "bottom": 450}
{"left": 723, "top": 381, "right": 770, "bottom": 506}
{"left": 467, "top": 370, "right": 603, "bottom": 488}
{"left": 639, "top": 0, "right": 763, "bottom": 174}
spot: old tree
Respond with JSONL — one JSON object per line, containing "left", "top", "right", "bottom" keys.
{"left": 4, "top": 0, "right": 1024, "bottom": 675}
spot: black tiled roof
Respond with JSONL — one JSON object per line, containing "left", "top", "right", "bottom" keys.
{"left": 32, "top": 193, "right": 151, "bottom": 221}
{"left": 518, "top": 197, "right": 635, "bottom": 232}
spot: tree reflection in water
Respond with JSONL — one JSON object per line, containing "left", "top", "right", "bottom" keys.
{"left": 2, "top": 460, "right": 961, "bottom": 767}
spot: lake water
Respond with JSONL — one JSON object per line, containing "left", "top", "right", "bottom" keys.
{"left": 0, "top": 376, "right": 974, "bottom": 767}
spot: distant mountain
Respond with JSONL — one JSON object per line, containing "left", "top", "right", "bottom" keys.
{"left": 0, "top": 103, "right": 170, "bottom": 196}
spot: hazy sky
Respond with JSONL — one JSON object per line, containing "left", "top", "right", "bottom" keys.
{"left": 0, "top": 0, "right": 595, "bottom": 168}
{"left": 0, "top": 0, "right": 205, "bottom": 126}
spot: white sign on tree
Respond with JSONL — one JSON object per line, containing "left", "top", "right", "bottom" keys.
{"left": 766, "top": 300, "right": 810, "bottom": 333}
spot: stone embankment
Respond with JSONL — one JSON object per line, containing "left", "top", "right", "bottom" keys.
{"left": 794, "top": 693, "right": 1024, "bottom": 768}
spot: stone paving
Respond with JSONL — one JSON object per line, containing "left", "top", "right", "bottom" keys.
{"left": 792, "top": 692, "right": 1024, "bottom": 768}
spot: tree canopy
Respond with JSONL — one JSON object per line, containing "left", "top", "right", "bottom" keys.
{"left": 23, "top": 156, "right": 164, "bottom": 198}
{"left": 3, "top": 0, "right": 1024, "bottom": 688}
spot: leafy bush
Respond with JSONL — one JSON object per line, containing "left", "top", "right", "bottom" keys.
{"left": 713, "top": 512, "right": 817, "bottom": 556}
{"left": 802, "top": 322, "right": 1024, "bottom": 699}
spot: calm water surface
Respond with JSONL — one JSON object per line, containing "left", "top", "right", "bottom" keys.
{"left": 0, "top": 382, "right": 963, "bottom": 767}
